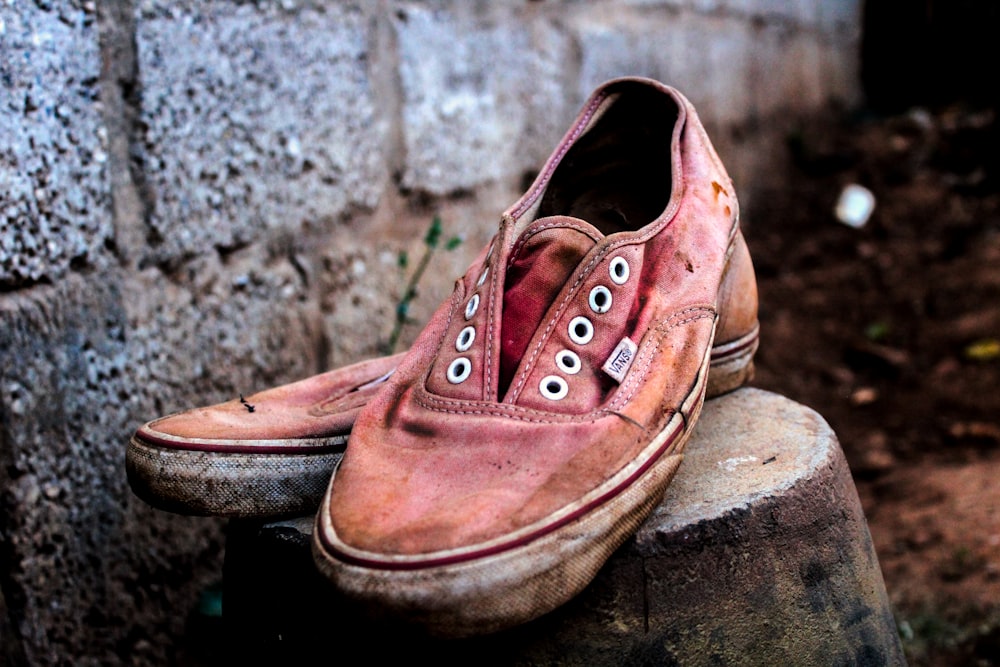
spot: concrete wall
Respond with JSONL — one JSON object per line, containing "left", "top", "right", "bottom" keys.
{"left": 0, "top": 0, "right": 860, "bottom": 663}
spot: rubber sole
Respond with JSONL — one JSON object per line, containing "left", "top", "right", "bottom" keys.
{"left": 126, "top": 435, "right": 345, "bottom": 518}
{"left": 706, "top": 323, "right": 759, "bottom": 398}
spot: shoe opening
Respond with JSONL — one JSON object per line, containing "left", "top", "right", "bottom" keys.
{"left": 536, "top": 83, "right": 679, "bottom": 236}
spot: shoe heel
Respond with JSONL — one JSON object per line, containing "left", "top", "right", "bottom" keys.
{"left": 709, "top": 228, "right": 758, "bottom": 398}
{"left": 707, "top": 325, "right": 758, "bottom": 397}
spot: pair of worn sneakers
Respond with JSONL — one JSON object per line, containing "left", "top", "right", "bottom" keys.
{"left": 126, "top": 77, "right": 760, "bottom": 638}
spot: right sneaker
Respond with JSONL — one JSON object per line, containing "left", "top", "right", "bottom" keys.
{"left": 313, "top": 77, "right": 759, "bottom": 637}
{"left": 126, "top": 352, "right": 405, "bottom": 519}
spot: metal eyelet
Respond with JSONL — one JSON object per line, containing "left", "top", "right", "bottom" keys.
{"left": 447, "top": 357, "right": 472, "bottom": 384}
{"left": 539, "top": 375, "right": 568, "bottom": 400}
{"left": 588, "top": 285, "right": 612, "bottom": 314}
{"left": 609, "top": 256, "right": 629, "bottom": 285}
{"left": 555, "top": 349, "right": 582, "bottom": 375}
{"left": 465, "top": 294, "right": 480, "bottom": 320}
{"left": 456, "top": 326, "right": 476, "bottom": 352}
{"left": 568, "top": 316, "right": 594, "bottom": 345}
{"left": 477, "top": 265, "right": 490, "bottom": 287}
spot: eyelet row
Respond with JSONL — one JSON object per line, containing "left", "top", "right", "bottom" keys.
{"left": 447, "top": 240, "right": 496, "bottom": 385}
{"left": 447, "top": 252, "right": 631, "bottom": 393}
{"left": 538, "top": 255, "right": 630, "bottom": 400}
{"left": 451, "top": 295, "right": 479, "bottom": 384}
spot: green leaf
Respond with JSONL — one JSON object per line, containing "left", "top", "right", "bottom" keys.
{"left": 397, "top": 251, "right": 408, "bottom": 269}
{"left": 424, "top": 215, "right": 442, "bottom": 248}
{"left": 445, "top": 235, "right": 463, "bottom": 251}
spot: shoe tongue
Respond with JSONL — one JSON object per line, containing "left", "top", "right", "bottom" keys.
{"left": 499, "top": 215, "right": 604, "bottom": 397}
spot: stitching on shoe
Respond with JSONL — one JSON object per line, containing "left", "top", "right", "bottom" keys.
{"left": 608, "top": 307, "right": 716, "bottom": 411}
{"left": 507, "top": 219, "right": 603, "bottom": 265}
{"left": 414, "top": 386, "right": 612, "bottom": 423}
{"left": 510, "top": 91, "right": 611, "bottom": 220}
{"left": 425, "top": 280, "right": 465, "bottom": 391}
{"left": 485, "top": 225, "right": 504, "bottom": 400}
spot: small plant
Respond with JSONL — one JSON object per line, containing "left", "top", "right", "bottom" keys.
{"left": 383, "top": 215, "right": 462, "bottom": 354}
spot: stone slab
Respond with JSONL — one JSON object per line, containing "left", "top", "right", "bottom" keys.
{"left": 221, "top": 388, "right": 905, "bottom": 665}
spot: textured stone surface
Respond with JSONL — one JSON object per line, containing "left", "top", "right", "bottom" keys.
{"left": 639, "top": 389, "right": 901, "bottom": 665}
{"left": 0, "top": 274, "right": 223, "bottom": 665}
{"left": 622, "top": 0, "right": 857, "bottom": 26}
{"left": 318, "top": 184, "right": 513, "bottom": 365}
{"left": 572, "top": 10, "right": 753, "bottom": 127}
{"left": 394, "top": 3, "right": 573, "bottom": 195}
{"left": 221, "top": 389, "right": 903, "bottom": 665}
{"left": 573, "top": 0, "right": 860, "bottom": 126}
{"left": 0, "top": 1, "right": 110, "bottom": 287}
{"left": 135, "top": 1, "right": 384, "bottom": 265}
{"left": 0, "top": 255, "right": 321, "bottom": 663}
{"left": 123, "top": 246, "right": 321, "bottom": 409}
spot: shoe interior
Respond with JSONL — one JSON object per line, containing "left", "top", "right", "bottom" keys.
{"left": 536, "top": 84, "right": 679, "bottom": 235}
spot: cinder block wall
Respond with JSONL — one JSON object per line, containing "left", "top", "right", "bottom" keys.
{"left": 0, "top": 1, "right": 859, "bottom": 663}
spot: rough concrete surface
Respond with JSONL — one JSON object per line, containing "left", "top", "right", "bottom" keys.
{"left": 0, "top": 1, "right": 110, "bottom": 288}
{"left": 221, "top": 388, "right": 903, "bottom": 665}
{"left": 0, "top": 273, "right": 224, "bottom": 665}
{"left": 0, "top": 0, "right": 863, "bottom": 663}
{"left": 135, "top": 1, "right": 384, "bottom": 266}
{"left": 394, "top": 3, "right": 573, "bottom": 195}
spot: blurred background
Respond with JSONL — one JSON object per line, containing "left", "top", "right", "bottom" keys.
{"left": 1, "top": 1, "right": 997, "bottom": 664}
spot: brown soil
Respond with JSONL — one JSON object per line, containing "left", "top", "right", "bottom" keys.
{"left": 747, "top": 103, "right": 1000, "bottom": 666}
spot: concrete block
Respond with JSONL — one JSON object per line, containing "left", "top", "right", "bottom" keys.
{"left": 0, "top": 1, "right": 110, "bottom": 288}
{"left": 394, "top": 3, "right": 573, "bottom": 194}
{"left": 0, "top": 274, "right": 224, "bottom": 665}
{"left": 572, "top": 10, "right": 754, "bottom": 128}
{"left": 0, "top": 250, "right": 321, "bottom": 662}
{"left": 122, "top": 248, "right": 322, "bottom": 409}
{"left": 135, "top": 2, "right": 384, "bottom": 265}
{"left": 574, "top": 1, "right": 860, "bottom": 127}
{"left": 818, "top": 0, "right": 861, "bottom": 32}
{"left": 221, "top": 388, "right": 904, "bottom": 665}
{"left": 317, "top": 182, "right": 516, "bottom": 364}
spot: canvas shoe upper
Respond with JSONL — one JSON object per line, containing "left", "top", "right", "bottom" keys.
{"left": 312, "top": 77, "right": 759, "bottom": 636}
{"left": 127, "top": 352, "right": 404, "bottom": 518}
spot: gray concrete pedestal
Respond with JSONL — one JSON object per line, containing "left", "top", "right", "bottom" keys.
{"left": 221, "top": 388, "right": 906, "bottom": 665}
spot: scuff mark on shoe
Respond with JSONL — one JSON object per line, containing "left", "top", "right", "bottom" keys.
{"left": 610, "top": 410, "right": 648, "bottom": 435}
{"left": 239, "top": 393, "right": 256, "bottom": 413}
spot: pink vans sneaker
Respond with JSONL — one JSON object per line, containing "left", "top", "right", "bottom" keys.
{"left": 127, "top": 352, "right": 404, "bottom": 518}
{"left": 313, "top": 77, "right": 759, "bottom": 636}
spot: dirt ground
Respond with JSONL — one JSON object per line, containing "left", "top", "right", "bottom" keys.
{"left": 746, "top": 102, "right": 1000, "bottom": 666}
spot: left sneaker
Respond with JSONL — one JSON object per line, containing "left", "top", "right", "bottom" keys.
{"left": 126, "top": 352, "right": 404, "bottom": 518}
{"left": 312, "top": 77, "right": 759, "bottom": 636}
